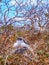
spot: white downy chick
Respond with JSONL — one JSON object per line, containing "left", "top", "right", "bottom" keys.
{"left": 12, "top": 38, "right": 34, "bottom": 55}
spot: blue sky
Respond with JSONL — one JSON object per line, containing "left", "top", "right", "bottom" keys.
{"left": 0, "top": 0, "right": 37, "bottom": 18}
{"left": 0, "top": 0, "right": 49, "bottom": 18}
{"left": 0, "top": 0, "right": 49, "bottom": 27}
{"left": 0, "top": 0, "right": 49, "bottom": 16}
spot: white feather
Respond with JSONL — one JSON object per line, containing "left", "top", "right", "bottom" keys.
{"left": 13, "top": 40, "right": 26, "bottom": 47}
{"left": 12, "top": 38, "right": 34, "bottom": 55}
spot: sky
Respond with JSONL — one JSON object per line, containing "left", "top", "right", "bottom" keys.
{"left": 0, "top": 0, "right": 37, "bottom": 26}
{"left": 0, "top": 0, "right": 49, "bottom": 27}
{"left": 0, "top": 0, "right": 37, "bottom": 19}
{"left": 0, "top": 0, "right": 49, "bottom": 18}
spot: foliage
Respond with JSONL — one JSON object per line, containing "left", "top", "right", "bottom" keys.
{"left": 0, "top": 26, "right": 49, "bottom": 65}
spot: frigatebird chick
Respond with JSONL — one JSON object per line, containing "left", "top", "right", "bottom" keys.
{"left": 12, "top": 37, "right": 34, "bottom": 55}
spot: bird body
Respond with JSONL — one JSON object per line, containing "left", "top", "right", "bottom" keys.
{"left": 12, "top": 38, "right": 34, "bottom": 55}
{"left": 13, "top": 40, "right": 26, "bottom": 47}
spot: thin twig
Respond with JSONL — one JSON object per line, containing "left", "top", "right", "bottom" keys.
{"left": 4, "top": 55, "right": 8, "bottom": 65}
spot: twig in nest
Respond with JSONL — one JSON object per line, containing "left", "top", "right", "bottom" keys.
{"left": 23, "top": 53, "right": 33, "bottom": 61}
{"left": 4, "top": 55, "right": 8, "bottom": 65}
